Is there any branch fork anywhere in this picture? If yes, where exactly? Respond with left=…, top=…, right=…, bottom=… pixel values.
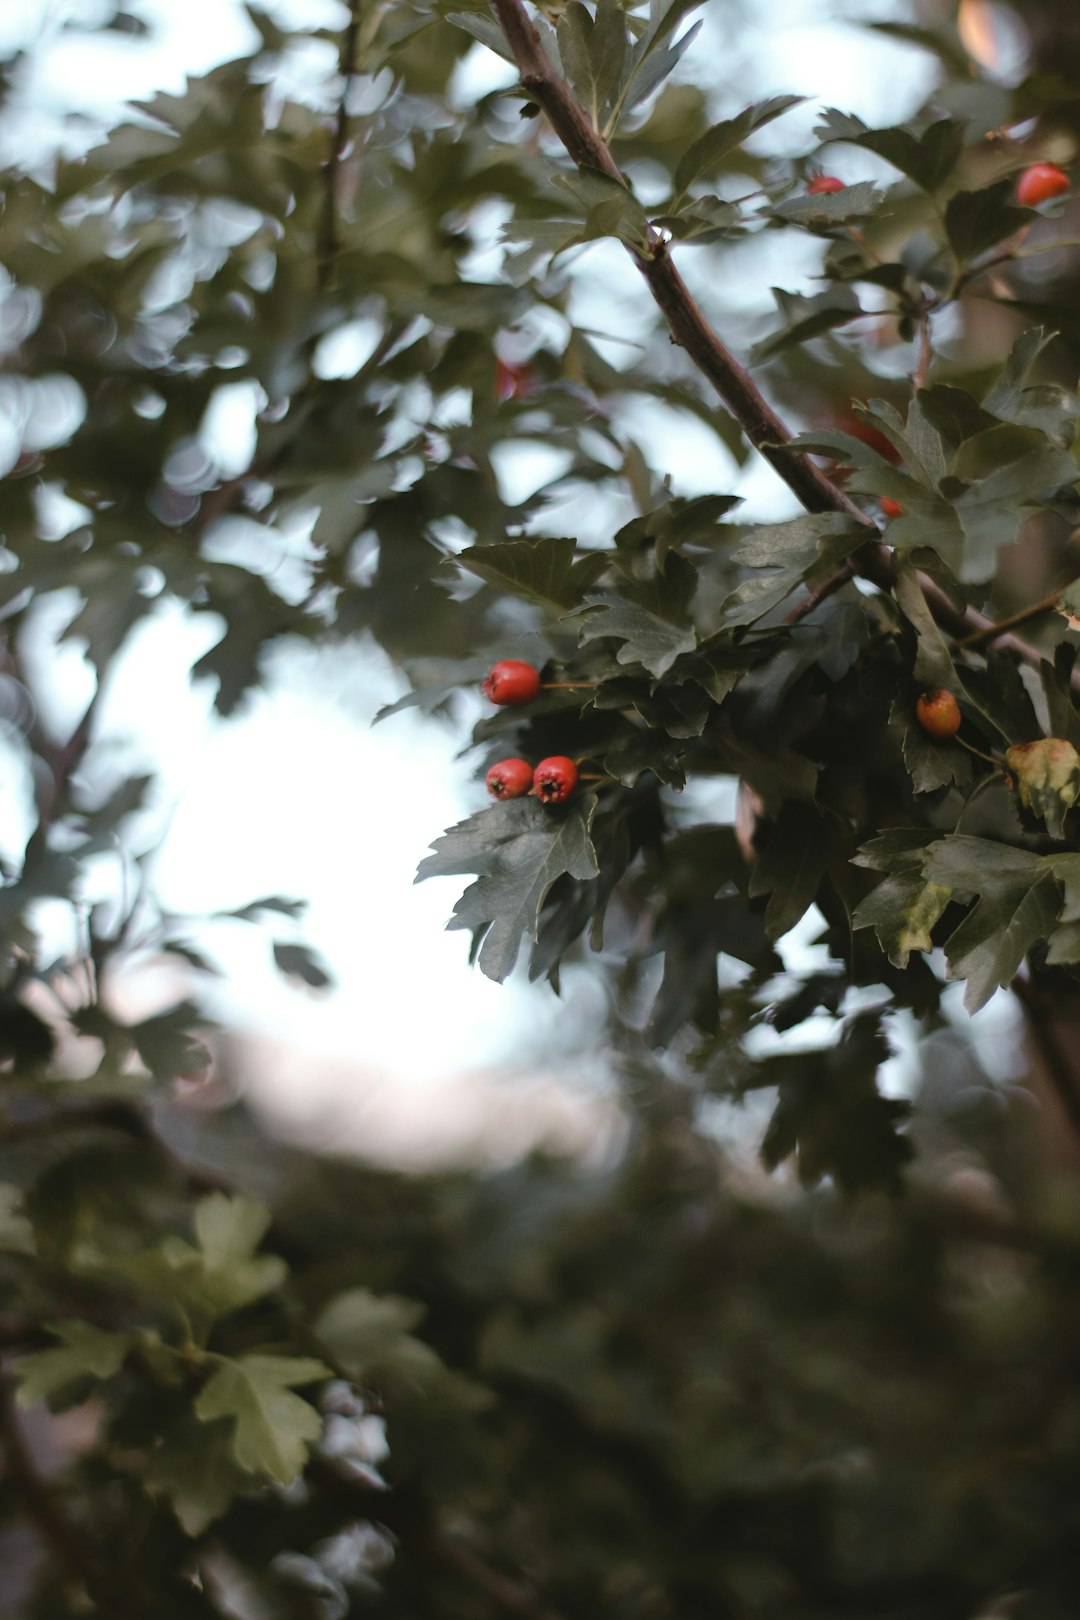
left=489, top=0, right=1070, bottom=686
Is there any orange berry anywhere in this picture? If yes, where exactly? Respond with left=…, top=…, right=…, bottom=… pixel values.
left=915, top=689, right=961, bottom=739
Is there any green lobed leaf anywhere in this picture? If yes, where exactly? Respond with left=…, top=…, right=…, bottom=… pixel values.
left=445, top=9, right=516, bottom=61
left=757, top=1016, right=911, bottom=1195
left=417, top=796, right=600, bottom=983
left=749, top=803, right=830, bottom=943
left=750, top=284, right=863, bottom=363
left=852, top=873, right=952, bottom=967
left=456, top=536, right=610, bottom=610
left=316, top=1286, right=492, bottom=1411
left=194, top=1354, right=330, bottom=1484
left=944, top=180, right=1030, bottom=264
left=771, top=180, right=884, bottom=230
left=943, top=870, right=1062, bottom=1013
left=579, top=595, right=695, bottom=676
left=552, top=166, right=650, bottom=247
left=923, top=835, right=1042, bottom=893
left=891, top=693, right=973, bottom=796
left=16, top=1323, right=134, bottom=1410
left=146, top=1418, right=254, bottom=1535
left=556, top=0, right=628, bottom=128
left=717, top=513, right=866, bottom=630
left=983, top=327, right=1080, bottom=449
left=101, top=1193, right=287, bottom=1326
left=816, top=110, right=966, bottom=192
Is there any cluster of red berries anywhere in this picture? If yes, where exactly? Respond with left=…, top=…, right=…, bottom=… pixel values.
left=807, top=162, right=1069, bottom=208
left=486, top=754, right=579, bottom=804
left=481, top=660, right=582, bottom=805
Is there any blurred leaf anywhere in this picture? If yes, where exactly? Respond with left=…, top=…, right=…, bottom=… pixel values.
left=751, top=284, right=862, bottom=363
left=944, top=180, right=1029, bottom=263
left=273, top=941, right=333, bottom=989
left=816, top=110, right=965, bottom=191
left=16, top=1323, right=133, bottom=1409
left=672, top=95, right=804, bottom=198
left=146, top=1418, right=253, bottom=1535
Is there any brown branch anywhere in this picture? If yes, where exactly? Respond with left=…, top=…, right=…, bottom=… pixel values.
left=490, top=0, right=870, bottom=524
left=319, top=0, right=363, bottom=285
left=488, top=0, right=1072, bottom=683
left=433, top=1536, right=570, bottom=1620
left=913, top=309, right=933, bottom=390
left=956, top=587, right=1064, bottom=648
left=1012, top=974, right=1080, bottom=1146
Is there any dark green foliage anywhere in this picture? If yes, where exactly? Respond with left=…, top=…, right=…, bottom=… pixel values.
left=4, top=1, right=1080, bottom=1615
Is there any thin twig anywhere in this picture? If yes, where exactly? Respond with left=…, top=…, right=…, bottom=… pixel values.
left=488, top=0, right=1073, bottom=683
left=434, top=1537, right=569, bottom=1620
left=913, top=308, right=933, bottom=390
left=956, top=587, right=1064, bottom=648
left=319, top=0, right=363, bottom=286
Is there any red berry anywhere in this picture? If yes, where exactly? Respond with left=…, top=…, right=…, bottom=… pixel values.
left=880, top=497, right=904, bottom=520
left=915, top=689, right=961, bottom=739
left=481, top=659, right=541, bottom=706
left=1016, top=163, right=1069, bottom=207
left=532, top=756, right=578, bottom=805
left=495, top=358, right=533, bottom=402
left=486, top=757, right=533, bottom=799
left=806, top=173, right=846, bottom=195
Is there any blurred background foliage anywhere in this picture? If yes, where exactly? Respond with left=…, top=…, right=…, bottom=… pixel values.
left=2, top=1, right=1080, bottom=1616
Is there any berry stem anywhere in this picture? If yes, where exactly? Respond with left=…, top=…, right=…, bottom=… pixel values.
left=541, top=681, right=597, bottom=690
left=956, top=735, right=1003, bottom=769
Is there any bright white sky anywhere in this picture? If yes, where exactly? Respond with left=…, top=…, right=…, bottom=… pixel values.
left=0, top=0, right=1025, bottom=1156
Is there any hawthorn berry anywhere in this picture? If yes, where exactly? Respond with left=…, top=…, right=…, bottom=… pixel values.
left=880, top=497, right=904, bottom=520
left=486, top=757, right=533, bottom=799
left=495, top=357, right=533, bottom=402
left=481, top=659, right=541, bottom=706
left=1016, top=162, right=1070, bottom=207
left=806, top=173, right=846, bottom=195
left=915, top=689, right=961, bottom=739
left=532, top=756, right=578, bottom=804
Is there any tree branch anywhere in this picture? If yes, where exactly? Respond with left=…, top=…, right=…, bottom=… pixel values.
left=1012, top=974, right=1080, bottom=1147
left=433, top=1537, right=569, bottom=1620
left=319, top=0, right=363, bottom=285
left=490, top=0, right=870, bottom=523
left=488, top=0, right=1071, bottom=684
